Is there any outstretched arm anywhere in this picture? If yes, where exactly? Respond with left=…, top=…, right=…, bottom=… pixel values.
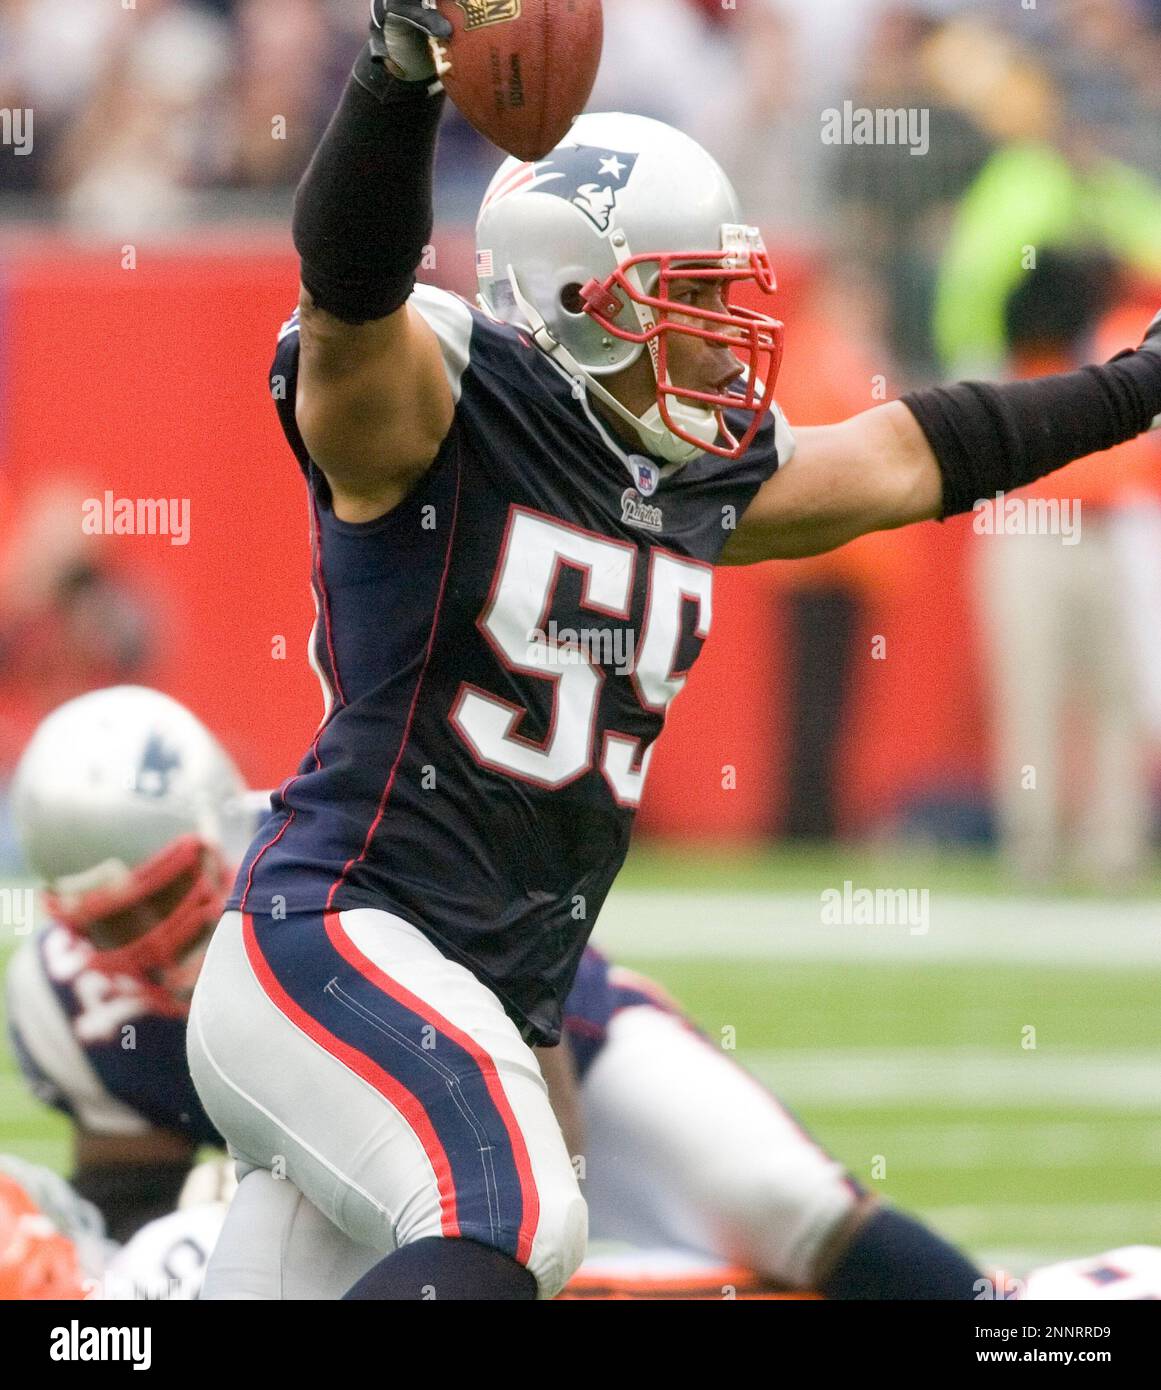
left=722, top=313, right=1161, bottom=565
left=720, top=403, right=941, bottom=564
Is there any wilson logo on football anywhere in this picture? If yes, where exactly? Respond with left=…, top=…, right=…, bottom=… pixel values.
left=456, top=0, right=522, bottom=30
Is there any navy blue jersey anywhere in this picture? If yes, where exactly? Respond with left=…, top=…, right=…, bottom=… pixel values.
left=5, top=925, right=221, bottom=1147
left=230, top=285, right=793, bottom=1042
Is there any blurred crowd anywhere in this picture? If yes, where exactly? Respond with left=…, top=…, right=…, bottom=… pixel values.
left=3, top=0, right=1161, bottom=372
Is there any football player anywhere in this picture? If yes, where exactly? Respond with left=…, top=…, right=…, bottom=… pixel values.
left=185, top=1, right=1161, bottom=1300
left=5, top=686, right=249, bottom=1242
left=6, top=687, right=984, bottom=1298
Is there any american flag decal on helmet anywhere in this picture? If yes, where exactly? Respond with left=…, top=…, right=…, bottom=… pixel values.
left=476, top=248, right=495, bottom=278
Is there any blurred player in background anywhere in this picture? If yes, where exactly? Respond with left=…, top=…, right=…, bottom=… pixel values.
left=5, top=1139, right=1157, bottom=1302
left=5, top=686, right=248, bottom=1242
left=184, top=2, right=1161, bottom=1301
left=974, top=253, right=1160, bottom=884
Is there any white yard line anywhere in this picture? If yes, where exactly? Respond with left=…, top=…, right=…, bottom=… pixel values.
left=594, top=891, right=1161, bottom=966
left=778, top=1119, right=1161, bottom=1167
left=737, top=1048, right=1161, bottom=1110
left=929, top=1203, right=1161, bottom=1242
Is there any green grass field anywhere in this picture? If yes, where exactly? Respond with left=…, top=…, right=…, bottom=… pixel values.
left=3, top=843, right=1159, bottom=1276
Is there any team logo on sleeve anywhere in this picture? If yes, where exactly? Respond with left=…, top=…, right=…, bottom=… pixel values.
left=482, top=146, right=639, bottom=235
left=456, top=0, right=521, bottom=29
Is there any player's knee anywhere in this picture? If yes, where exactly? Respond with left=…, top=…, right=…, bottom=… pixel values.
left=395, top=1154, right=587, bottom=1299
left=399, top=1185, right=586, bottom=1299
left=712, top=1161, right=858, bottom=1290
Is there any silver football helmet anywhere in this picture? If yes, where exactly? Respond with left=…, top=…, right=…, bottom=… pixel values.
left=11, top=686, right=250, bottom=1006
left=476, top=112, right=784, bottom=464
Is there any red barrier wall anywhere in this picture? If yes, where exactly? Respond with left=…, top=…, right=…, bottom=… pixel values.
left=0, top=236, right=319, bottom=786
left=0, top=239, right=988, bottom=838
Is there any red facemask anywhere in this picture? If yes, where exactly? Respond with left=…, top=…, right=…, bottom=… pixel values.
left=45, top=835, right=229, bottom=1018
left=580, top=244, right=785, bottom=461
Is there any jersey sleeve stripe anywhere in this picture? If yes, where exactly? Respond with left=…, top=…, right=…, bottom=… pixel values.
left=408, top=283, right=474, bottom=404
left=309, top=493, right=347, bottom=708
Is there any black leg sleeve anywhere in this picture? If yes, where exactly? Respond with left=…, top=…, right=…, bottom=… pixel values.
left=291, top=45, right=445, bottom=325
left=343, top=1237, right=538, bottom=1300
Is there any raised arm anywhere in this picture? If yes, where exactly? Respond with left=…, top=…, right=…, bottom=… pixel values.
left=722, top=313, right=1161, bottom=566
left=290, top=2, right=456, bottom=523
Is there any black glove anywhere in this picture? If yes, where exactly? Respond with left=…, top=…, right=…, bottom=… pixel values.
left=370, top=0, right=454, bottom=82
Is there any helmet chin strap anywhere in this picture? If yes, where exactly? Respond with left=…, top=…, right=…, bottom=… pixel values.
left=638, top=399, right=721, bottom=461
left=504, top=265, right=712, bottom=465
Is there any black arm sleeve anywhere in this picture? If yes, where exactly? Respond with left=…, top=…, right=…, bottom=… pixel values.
left=72, top=1161, right=193, bottom=1245
left=901, top=346, right=1161, bottom=519
left=291, top=45, right=445, bottom=325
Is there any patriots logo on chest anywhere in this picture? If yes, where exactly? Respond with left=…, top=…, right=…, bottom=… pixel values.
left=621, top=489, right=663, bottom=533
left=482, top=145, right=640, bottom=235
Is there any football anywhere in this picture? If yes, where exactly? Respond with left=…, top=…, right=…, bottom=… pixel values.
left=431, top=0, right=604, bottom=161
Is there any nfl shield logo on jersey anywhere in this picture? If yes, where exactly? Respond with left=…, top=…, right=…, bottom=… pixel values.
left=631, top=457, right=659, bottom=496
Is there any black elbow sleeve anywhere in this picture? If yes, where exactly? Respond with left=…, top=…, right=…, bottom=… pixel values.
left=902, top=346, right=1161, bottom=519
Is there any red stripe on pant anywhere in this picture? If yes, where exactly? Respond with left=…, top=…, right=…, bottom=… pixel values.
left=241, top=912, right=462, bottom=1240
left=322, top=910, right=540, bottom=1266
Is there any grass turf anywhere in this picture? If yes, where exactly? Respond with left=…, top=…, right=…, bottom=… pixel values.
left=2, top=843, right=1158, bottom=1271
